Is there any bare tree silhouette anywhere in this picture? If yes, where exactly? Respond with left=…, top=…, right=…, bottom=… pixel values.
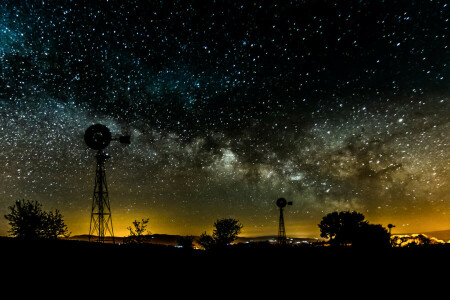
left=125, top=218, right=151, bottom=244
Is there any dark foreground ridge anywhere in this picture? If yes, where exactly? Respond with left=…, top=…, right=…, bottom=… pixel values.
left=3, top=236, right=450, bottom=267
left=2, top=236, right=449, bottom=289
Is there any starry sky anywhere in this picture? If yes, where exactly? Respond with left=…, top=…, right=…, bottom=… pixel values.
left=0, top=1, right=448, bottom=238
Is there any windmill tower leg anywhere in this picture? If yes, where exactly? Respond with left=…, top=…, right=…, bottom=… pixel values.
left=89, top=150, right=115, bottom=243
left=278, top=207, right=286, bottom=245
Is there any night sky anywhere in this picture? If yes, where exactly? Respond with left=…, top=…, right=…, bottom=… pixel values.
left=0, top=1, right=448, bottom=238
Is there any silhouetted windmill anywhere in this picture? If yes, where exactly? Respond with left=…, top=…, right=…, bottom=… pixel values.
left=388, top=223, right=396, bottom=246
left=84, top=124, right=130, bottom=243
left=276, top=197, right=292, bottom=245
left=387, top=224, right=395, bottom=235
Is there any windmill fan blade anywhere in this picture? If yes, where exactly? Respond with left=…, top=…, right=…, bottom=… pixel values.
left=276, top=198, right=287, bottom=208
left=84, top=124, right=112, bottom=150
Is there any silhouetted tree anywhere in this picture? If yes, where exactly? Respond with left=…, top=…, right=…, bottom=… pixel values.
left=125, top=218, right=151, bottom=244
left=197, top=218, right=243, bottom=250
left=352, top=223, right=390, bottom=248
left=5, top=200, right=43, bottom=239
left=41, top=209, right=71, bottom=239
left=318, top=211, right=389, bottom=247
left=318, top=211, right=365, bottom=246
left=213, top=218, right=243, bottom=247
left=197, top=232, right=215, bottom=250
left=4, top=199, right=70, bottom=239
left=177, top=235, right=195, bottom=250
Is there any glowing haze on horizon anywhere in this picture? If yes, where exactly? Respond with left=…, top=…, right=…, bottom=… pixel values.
left=0, top=1, right=448, bottom=238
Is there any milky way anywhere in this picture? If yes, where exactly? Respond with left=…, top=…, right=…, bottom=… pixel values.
left=0, top=1, right=448, bottom=237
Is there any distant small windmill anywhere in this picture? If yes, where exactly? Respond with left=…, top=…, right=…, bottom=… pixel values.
left=276, top=197, right=292, bottom=245
left=84, top=124, right=130, bottom=243
left=388, top=224, right=395, bottom=236
left=387, top=223, right=396, bottom=246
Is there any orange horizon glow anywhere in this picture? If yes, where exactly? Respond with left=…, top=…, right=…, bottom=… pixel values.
left=46, top=208, right=450, bottom=240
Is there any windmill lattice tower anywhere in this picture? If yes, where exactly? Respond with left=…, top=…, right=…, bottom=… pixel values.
left=276, top=197, right=292, bottom=245
left=84, top=124, right=130, bottom=243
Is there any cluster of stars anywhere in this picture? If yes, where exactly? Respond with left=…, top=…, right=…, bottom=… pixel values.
left=0, top=1, right=448, bottom=236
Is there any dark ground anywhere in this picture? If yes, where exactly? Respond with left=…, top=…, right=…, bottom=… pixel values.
left=1, top=237, right=448, bottom=295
